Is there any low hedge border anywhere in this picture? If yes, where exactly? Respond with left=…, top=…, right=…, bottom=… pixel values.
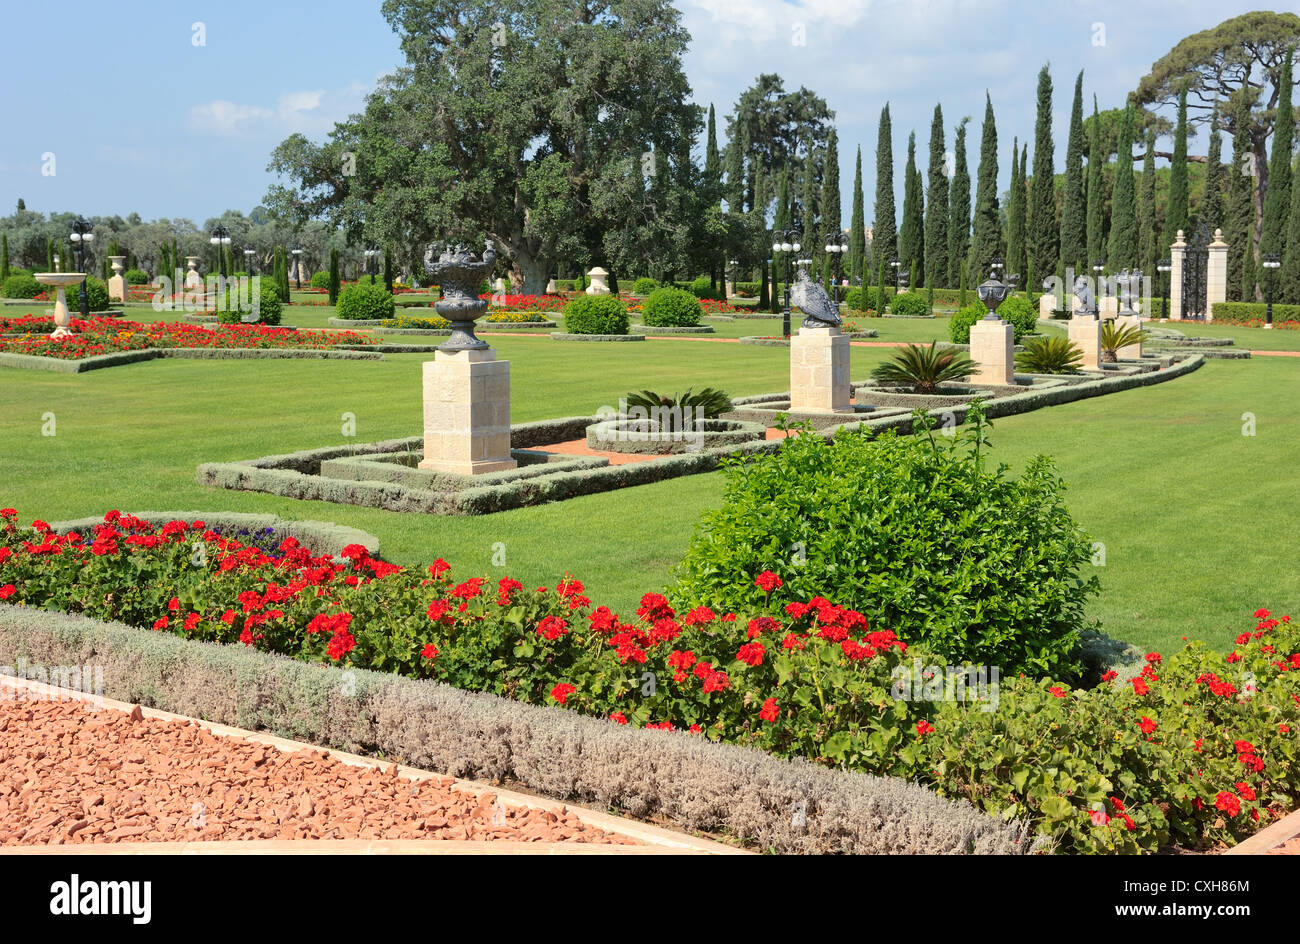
left=0, top=605, right=1030, bottom=854
left=549, top=332, right=645, bottom=342
left=327, top=317, right=386, bottom=326
left=0, top=349, right=158, bottom=373
left=159, top=348, right=383, bottom=361
left=319, top=450, right=606, bottom=491
left=1212, top=301, right=1300, bottom=324
left=378, top=322, right=558, bottom=336
left=48, top=511, right=380, bottom=559
left=630, top=324, right=717, bottom=335
left=584, top=418, right=767, bottom=455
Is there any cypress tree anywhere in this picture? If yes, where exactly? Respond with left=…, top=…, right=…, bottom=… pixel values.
left=47, top=238, right=55, bottom=273
left=874, top=104, right=897, bottom=268
left=1004, top=138, right=1023, bottom=280
left=968, top=93, right=1000, bottom=280
left=1200, top=105, right=1225, bottom=235
left=1027, top=64, right=1058, bottom=281
left=1, top=232, right=9, bottom=280
left=705, top=104, right=722, bottom=287
left=849, top=146, right=866, bottom=284
left=1138, top=128, right=1158, bottom=276
left=1060, top=71, right=1087, bottom=277
left=801, top=147, right=818, bottom=275
left=774, top=167, right=790, bottom=304
left=899, top=132, right=924, bottom=281
left=1165, top=83, right=1191, bottom=251
left=820, top=129, right=841, bottom=290
left=1260, top=48, right=1294, bottom=294
left=328, top=248, right=340, bottom=304
left=959, top=259, right=967, bottom=307
left=925, top=104, right=949, bottom=289
left=947, top=117, right=971, bottom=287
left=1108, top=103, right=1137, bottom=270
left=1282, top=152, right=1300, bottom=304
left=724, top=130, right=745, bottom=213
left=384, top=249, right=395, bottom=293
left=877, top=256, right=887, bottom=313
left=1226, top=91, right=1256, bottom=301
left=1086, top=95, right=1105, bottom=270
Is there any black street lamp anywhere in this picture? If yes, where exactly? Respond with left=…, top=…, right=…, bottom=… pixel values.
left=291, top=249, right=303, bottom=290
left=69, top=218, right=94, bottom=317
left=727, top=258, right=738, bottom=299
left=1262, top=253, right=1281, bottom=328
left=365, top=247, right=380, bottom=285
left=890, top=259, right=900, bottom=294
left=771, top=229, right=801, bottom=338
left=244, top=249, right=256, bottom=276
left=1157, top=258, right=1171, bottom=321
left=211, top=224, right=231, bottom=313
left=823, top=231, right=849, bottom=308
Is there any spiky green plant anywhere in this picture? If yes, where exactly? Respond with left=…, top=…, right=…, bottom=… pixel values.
left=624, top=387, right=733, bottom=431
left=870, top=342, right=978, bottom=394
left=1015, top=336, right=1084, bottom=374
left=1100, top=320, right=1149, bottom=362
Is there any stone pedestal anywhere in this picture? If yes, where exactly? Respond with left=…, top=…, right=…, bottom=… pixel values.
left=1069, top=315, right=1103, bottom=370
left=108, top=256, right=127, bottom=302
left=184, top=256, right=202, bottom=290
left=1207, top=228, right=1228, bottom=322
left=419, top=349, right=517, bottom=476
left=585, top=267, right=610, bottom=295
left=1169, top=230, right=1186, bottom=320
left=789, top=326, right=852, bottom=413
left=1099, top=295, right=1118, bottom=319
left=1116, top=314, right=1143, bottom=360
left=969, top=318, right=1015, bottom=385
left=545, top=278, right=557, bottom=294
left=1039, top=293, right=1057, bottom=319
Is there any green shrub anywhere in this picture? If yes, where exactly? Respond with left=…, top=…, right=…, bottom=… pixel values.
left=673, top=403, right=1098, bottom=678
left=337, top=282, right=396, bottom=321
left=216, top=277, right=282, bottom=326
left=633, top=277, right=660, bottom=295
left=949, top=303, right=986, bottom=343
left=689, top=275, right=723, bottom=301
left=1101, top=320, right=1149, bottom=362
left=845, top=286, right=890, bottom=313
left=310, top=270, right=331, bottom=289
left=561, top=295, right=629, bottom=335
left=1, top=273, right=41, bottom=299
left=624, top=387, right=732, bottom=430
left=1210, top=301, right=1300, bottom=325
left=1016, top=336, right=1083, bottom=374
left=950, top=297, right=1039, bottom=343
left=888, top=292, right=931, bottom=317
left=62, top=276, right=110, bottom=312
left=642, top=287, right=703, bottom=327
left=871, top=342, right=978, bottom=393
left=124, top=268, right=150, bottom=285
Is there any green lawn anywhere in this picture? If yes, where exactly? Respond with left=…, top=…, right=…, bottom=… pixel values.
left=1, top=302, right=1295, bottom=654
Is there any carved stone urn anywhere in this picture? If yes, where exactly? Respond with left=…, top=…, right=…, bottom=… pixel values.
left=423, top=240, right=497, bottom=352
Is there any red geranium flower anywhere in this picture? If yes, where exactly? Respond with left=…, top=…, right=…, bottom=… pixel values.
left=759, top=698, right=780, bottom=723
left=550, top=683, right=575, bottom=704
left=755, top=570, right=782, bottom=593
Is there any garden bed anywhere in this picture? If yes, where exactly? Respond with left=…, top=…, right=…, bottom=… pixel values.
left=584, top=418, right=766, bottom=454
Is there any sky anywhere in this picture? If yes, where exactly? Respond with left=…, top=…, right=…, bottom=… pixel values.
left=0, top=0, right=1276, bottom=229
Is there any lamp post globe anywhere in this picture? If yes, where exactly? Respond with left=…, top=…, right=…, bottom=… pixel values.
left=69, top=218, right=94, bottom=317
left=1262, top=253, right=1281, bottom=327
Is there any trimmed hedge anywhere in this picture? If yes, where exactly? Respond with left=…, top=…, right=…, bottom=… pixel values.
left=632, top=277, right=660, bottom=295
left=631, top=324, right=715, bottom=334
left=1211, top=301, right=1300, bottom=326
left=337, top=283, right=396, bottom=321
left=0, top=273, right=41, bottom=299
left=561, top=295, right=629, bottom=335
left=643, top=287, right=704, bottom=327
left=950, top=298, right=1039, bottom=343
left=216, top=277, right=282, bottom=326
left=0, top=605, right=1029, bottom=854
left=888, top=292, right=931, bottom=317
left=550, top=332, right=644, bottom=342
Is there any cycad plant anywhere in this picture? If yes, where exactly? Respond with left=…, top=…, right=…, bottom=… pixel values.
left=1015, top=335, right=1084, bottom=374
left=870, top=342, right=978, bottom=394
left=624, top=387, right=733, bottom=431
left=1100, top=319, right=1148, bottom=362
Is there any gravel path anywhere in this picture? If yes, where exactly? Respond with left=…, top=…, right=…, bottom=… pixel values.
left=0, top=698, right=634, bottom=847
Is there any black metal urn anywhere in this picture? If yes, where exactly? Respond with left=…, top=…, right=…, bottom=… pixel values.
left=423, top=240, right=497, bottom=352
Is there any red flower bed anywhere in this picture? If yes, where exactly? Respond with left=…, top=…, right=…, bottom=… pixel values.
left=0, top=316, right=375, bottom=360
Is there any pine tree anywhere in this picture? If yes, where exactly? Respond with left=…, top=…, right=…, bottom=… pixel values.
left=947, top=117, right=971, bottom=287
left=968, top=93, right=1000, bottom=280
left=1006, top=139, right=1027, bottom=282
left=1282, top=152, right=1300, bottom=304
left=925, top=104, right=949, bottom=289
left=1260, top=48, right=1294, bottom=298
left=1138, top=128, right=1158, bottom=276
left=849, top=146, right=866, bottom=284
left=1086, top=95, right=1105, bottom=271
left=1027, top=64, right=1059, bottom=281
left=1165, top=83, right=1191, bottom=251
left=1060, top=71, right=1087, bottom=277
left=874, top=104, right=897, bottom=268
left=820, top=129, right=841, bottom=290
left=899, top=132, right=924, bottom=281
left=1226, top=91, right=1257, bottom=301
left=1108, top=103, right=1137, bottom=270
left=1200, top=104, right=1225, bottom=236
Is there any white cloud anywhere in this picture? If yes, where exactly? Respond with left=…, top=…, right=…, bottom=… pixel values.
left=187, top=85, right=369, bottom=139
left=187, top=100, right=274, bottom=136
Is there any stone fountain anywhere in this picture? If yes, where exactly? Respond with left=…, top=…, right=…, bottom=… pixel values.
left=418, top=241, right=517, bottom=475
left=33, top=272, right=89, bottom=338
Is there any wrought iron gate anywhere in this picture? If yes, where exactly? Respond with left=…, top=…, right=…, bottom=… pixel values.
left=1181, top=223, right=1211, bottom=319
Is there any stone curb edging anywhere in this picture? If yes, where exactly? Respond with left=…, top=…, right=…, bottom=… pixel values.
left=0, top=349, right=158, bottom=373
left=0, top=675, right=738, bottom=856
left=1223, top=804, right=1300, bottom=855
left=630, top=324, right=717, bottom=334
left=549, top=332, right=646, bottom=342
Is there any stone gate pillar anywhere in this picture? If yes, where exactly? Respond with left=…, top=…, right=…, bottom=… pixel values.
left=1206, top=228, right=1228, bottom=323
left=1168, top=230, right=1186, bottom=320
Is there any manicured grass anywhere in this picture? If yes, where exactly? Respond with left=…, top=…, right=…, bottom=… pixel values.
left=1, top=307, right=1294, bottom=655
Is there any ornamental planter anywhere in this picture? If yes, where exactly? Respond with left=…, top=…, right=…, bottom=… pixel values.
left=584, top=417, right=766, bottom=455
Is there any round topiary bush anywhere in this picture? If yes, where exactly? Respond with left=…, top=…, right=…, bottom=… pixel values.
left=642, top=286, right=703, bottom=327
left=309, top=271, right=331, bottom=289
left=673, top=403, right=1098, bottom=678
left=888, top=292, right=931, bottom=317
left=1, top=273, right=42, bottom=299
left=844, top=286, right=887, bottom=313
left=633, top=277, right=660, bottom=295
left=67, top=277, right=111, bottom=312
left=949, top=303, right=986, bottom=343
left=218, top=277, right=283, bottom=325
left=689, top=275, right=723, bottom=301
left=561, top=294, right=629, bottom=335
left=124, top=268, right=150, bottom=285
left=337, top=282, right=396, bottom=321
left=950, top=297, right=1038, bottom=343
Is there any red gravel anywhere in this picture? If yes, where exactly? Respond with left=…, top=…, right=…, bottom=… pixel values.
left=0, top=698, right=635, bottom=847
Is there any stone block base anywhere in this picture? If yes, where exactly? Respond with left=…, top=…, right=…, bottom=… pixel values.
left=969, top=318, right=1015, bottom=385
left=107, top=275, right=127, bottom=303
left=789, top=326, right=852, bottom=413
left=419, top=349, right=517, bottom=475
left=1068, top=316, right=1102, bottom=370
left=1116, top=314, right=1143, bottom=360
